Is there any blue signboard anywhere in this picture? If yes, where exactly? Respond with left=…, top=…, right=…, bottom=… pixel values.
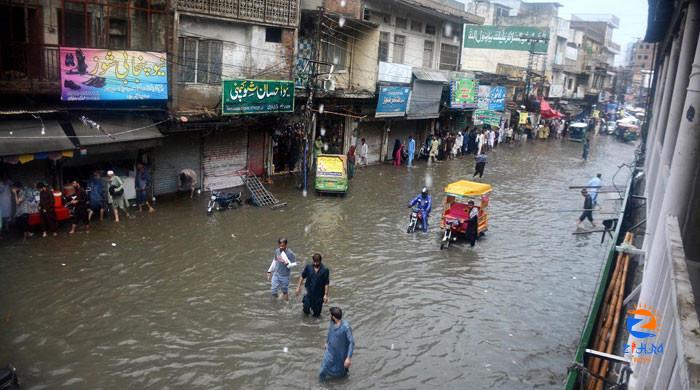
left=376, top=86, right=411, bottom=118
left=488, top=86, right=506, bottom=111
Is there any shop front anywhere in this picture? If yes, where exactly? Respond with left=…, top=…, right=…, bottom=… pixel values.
left=407, top=70, right=448, bottom=139
left=0, top=118, right=75, bottom=188
left=222, top=79, right=295, bottom=178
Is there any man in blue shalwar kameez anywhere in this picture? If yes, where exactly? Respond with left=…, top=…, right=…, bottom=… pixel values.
left=319, top=306, right=355, bottom=382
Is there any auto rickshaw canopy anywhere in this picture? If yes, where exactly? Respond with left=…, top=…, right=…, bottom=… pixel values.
left=444, top=180, right=493, bottom=197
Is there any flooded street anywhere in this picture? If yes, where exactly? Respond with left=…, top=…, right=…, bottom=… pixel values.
left=0, top=136, right=636, bottom=389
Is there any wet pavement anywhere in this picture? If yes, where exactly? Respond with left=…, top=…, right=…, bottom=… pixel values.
left=0, top=136, right=636, bottom=389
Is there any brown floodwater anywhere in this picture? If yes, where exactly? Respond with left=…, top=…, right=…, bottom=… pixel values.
left=0, top=135, right=636, bottom=389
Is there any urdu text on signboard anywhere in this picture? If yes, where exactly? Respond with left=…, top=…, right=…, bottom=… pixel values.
left=450, top=79, right=478, bottom=109
left=463, top=26, right=549, bottom=53
left=60, top=47, right=168, bottom=101
left=222, top=80, right=295, bottom=115
left=376, top=86, right=411, bottom=118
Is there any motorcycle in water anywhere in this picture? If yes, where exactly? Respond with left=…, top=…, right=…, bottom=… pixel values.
left=407, top=207, right=424, bottom=233
left=207, top=190, right=242, bottom=215
left=0, top=364, right=19, bottom=389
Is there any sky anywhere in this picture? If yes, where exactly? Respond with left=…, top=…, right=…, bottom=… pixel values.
left=554, top=0, right=649, bottom=64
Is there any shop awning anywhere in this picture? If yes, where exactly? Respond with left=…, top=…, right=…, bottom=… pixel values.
left=69, top=115, right=164, bottom=153
left=540, top=98, right=564, bottom=119
left=412, top=69, right=449, bottom=83
left=407, top=80, right=443, bottom=119
left=0, top=120, right=75, bottom=157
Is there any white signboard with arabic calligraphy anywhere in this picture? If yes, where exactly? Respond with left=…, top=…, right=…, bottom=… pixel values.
left=222, top=80, right=294, bottom=115
left=60, top=47, right=167, bottom=101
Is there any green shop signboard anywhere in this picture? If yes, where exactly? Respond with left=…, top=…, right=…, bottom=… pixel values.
left=450, top=79, right=478, bottom=109
left=474, top=109, right=503, bottom=127
left=464, top=26, right=549, bottom=53
left=222, top=80, right=294, bottom=115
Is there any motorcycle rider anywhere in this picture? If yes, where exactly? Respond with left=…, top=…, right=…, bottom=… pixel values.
left=408, top=187, right=432, bottom=232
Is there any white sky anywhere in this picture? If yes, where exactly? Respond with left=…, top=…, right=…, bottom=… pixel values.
left=554, top=0, right=649, bottom=64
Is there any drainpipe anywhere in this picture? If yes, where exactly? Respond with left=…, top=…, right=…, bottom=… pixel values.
left=646, top=36, right=681, bottom=208
left=639, top=27, right=700, bottom=352
left=648, top=3, right=700, bottom=238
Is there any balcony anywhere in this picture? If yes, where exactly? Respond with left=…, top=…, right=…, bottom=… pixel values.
left=0, top=43, right=60, bottom=95
left=176, top=0, right=299, bottom=27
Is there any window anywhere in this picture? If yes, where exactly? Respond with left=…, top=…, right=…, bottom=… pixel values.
left=109, top=18, right=128, bottom=49
left=439, top=43, right=458, bottom=71
left=567, top=78, right=573, bottom=90
left=411, top=20, right=422, bottom=32
left=637, top=55, right=642, bottom=60
left=266, top=27, right=282, bottom=43
left=423, top=40, right=434, bottom=68
left=379, top=32, right=390, bottom=62
left=495, top=6, right=509, bottom=17
left=425, top=24, right=436, bottom=35
left=57, top=1, right=167, bottom=50
left=644, top=55, right=648, bottom=60
left=393, top=34, right=406, bottom=64
left=395, top=17, right=407, bottom=29
left=323, top=34, right=347, bottom=70
left=179, top=37, right=223, bottom=84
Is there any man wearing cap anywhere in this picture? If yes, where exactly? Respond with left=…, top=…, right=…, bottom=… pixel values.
left=319, top=306, right=354, bottom=382
left=408, top=187, right=432, bottom=232
left=266, top=238, right=297, bottom=302
left=577, top=188, right=596, bottom=227
left=107, top=170, right=131, bottom=222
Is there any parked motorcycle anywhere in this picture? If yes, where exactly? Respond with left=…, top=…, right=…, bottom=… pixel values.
left=207, top=190, right=242, bottom=215
left=407, top=207, right=424, bottom=233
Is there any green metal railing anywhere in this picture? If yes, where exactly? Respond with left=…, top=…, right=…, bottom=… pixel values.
left=565, top=170, right=635, bottom=389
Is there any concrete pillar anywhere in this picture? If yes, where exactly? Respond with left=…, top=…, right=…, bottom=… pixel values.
left=641, top=23, right=700, bottom=319
left=649, top=7, right=700, bottom=237
left=645, top=58, right=668, bottom=172
left=647, top=37, right=681, bottom=210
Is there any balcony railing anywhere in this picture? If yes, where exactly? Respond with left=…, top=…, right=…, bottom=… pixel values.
left=177, top=0, right=299, bottom=27
left=0, top=43, right=60, bottom=82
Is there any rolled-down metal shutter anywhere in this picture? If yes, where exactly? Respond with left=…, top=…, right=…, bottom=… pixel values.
left=357, top=122, right=383, bottom=164
left=153, top=133, right=201, bottom=195
left=203, top=130, right=248, bottom=190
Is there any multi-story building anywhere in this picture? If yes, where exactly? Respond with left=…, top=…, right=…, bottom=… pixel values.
left=299, top=0, right=481, bottom=164
left=0, top=0, right=172, bottom=190
left=164, top=0, right=299, bottom=190
left=624, top=39, right=656, bottom=106
left=0, top=0, right=301, bottom=194
left=569, top=14, right=620, bottom=103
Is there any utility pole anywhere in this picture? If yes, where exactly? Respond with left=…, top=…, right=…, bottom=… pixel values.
left=521, top=35, right=549, bottom=106
left=302, top=6, right=333, bottom=194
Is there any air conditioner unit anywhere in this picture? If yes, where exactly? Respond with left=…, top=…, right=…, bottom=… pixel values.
left=323, top=79, right=336, bottom=91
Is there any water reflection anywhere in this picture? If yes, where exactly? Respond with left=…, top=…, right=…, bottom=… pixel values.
left=0, top=137, right=635, bottom=389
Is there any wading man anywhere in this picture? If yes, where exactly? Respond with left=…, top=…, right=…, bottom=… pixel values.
left=296, top=253, right=330, bottom=317
left=577, top=189, right=596, bottom=227
left=319, top=306, right=354, bottom=382
left=266, top=238, right=297, bottom=302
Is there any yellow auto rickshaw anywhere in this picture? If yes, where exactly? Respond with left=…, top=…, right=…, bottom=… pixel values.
left=439, top=180, right=492, bottom=249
